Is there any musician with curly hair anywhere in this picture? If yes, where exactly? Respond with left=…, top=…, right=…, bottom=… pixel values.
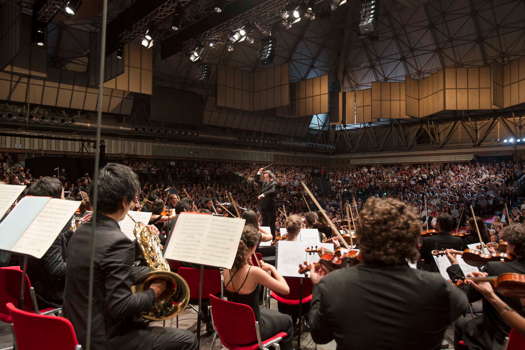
left=309, top=197, right=468, bottom=350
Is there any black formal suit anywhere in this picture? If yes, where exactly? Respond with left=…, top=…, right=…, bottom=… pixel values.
left=256, top=177, right=277, bottom=237
left=310, top=264, right=468, bottom=350
left=420, top=232, right=465, bottom=272
left=64, top=215, right=196, bottom=350
left=447, top=259, right=525, bottom=350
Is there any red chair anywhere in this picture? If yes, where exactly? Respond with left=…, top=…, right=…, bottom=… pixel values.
left=6, top=302, right=80, bottom=350
left=270, top=277, right=313, bottom=305
left=209, top=294, right=287, bottom=349
left=507, top=328, right=525, bottom=350
left=177, top=267, right=222, bottom=300
left=0, top=266, right=36, bottom=323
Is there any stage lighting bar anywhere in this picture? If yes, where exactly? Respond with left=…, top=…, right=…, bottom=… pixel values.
left=259, top=36, right=275, bottom=65
left=229, top=27, right=247, bottom=43
left=359, top=0, right=378, bottom=35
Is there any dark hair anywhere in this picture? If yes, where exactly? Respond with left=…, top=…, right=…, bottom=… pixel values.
left=358, top=197, right=421, bottom=265
left=502, top=224, right=525, bottom=260
left=232, top=224, right=260, bottom=271
left=151, top=199, right=165, bottom=215
left=241, top=210, right=259, bottom=228
left=437, top=214, right=455, bottom=233
left=90, top=163, right=140, bottom=214
left=175, top=198, right=191, bottom=214
left=26, top=177, right=63, bottom=198
left=305, top=212, right=318, bottom=227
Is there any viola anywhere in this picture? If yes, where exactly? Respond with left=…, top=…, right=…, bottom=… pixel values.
left=458, top=273, right=525, bottom=298
left=432, top=248, right=513, bottom=267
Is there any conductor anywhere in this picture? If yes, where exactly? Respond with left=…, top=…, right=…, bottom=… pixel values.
left=256, top=167, right=277, bottom=238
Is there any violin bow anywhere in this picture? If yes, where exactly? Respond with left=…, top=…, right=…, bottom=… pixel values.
left=183, top=188, right=198, bottom=212
left=455, top=205, right=464, bottom=233
left=216, top=201, right=235, bottom=217
left=302, top=193, right=311, bottom=212
left=301, top=182, right=349, bottom=249
left=424, top=196, right=429, bottom=231
left=470, top=205, right=487, bottom=252
left=505, top=203, right=513, bottom=224
left=211, top=201, right=219, bottom=215
left=282, top=205, right=287, bottom=218
left=345, top=202, right=355, bottom=247
left=227, top=192, right=241, bottom=218
left=352, top=195, right=360, bottom=228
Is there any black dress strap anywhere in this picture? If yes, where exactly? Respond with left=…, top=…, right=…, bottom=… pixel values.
left=235, top=266, right=252, bottom=293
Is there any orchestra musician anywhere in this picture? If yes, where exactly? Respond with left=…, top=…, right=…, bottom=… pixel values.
left=256, top=167, right=277, bottom=238
left=308, top=197, right=468, bottom=349
left=25, top=177, right=72, bottom=308
left=283, top=214, right=302, bottom=241
left=445, top=224, right=525, bottom=350
left=224, top=224, right=294, bottom=350
left=419, top=214, right=465, bottom=272
left=241, top=210, right=272, bottom=242
left=64, top=163, right=197, bottom=350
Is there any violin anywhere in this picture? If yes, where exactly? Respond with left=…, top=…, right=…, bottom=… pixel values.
left=321, top=232, right=356, bottom=246
left=450, top=228, right=469, bottom=237
left=298, top=247, right=360, bottom=274
left=457, top=273, right=525, bottom=298
left=421, top=229, right=438, bottom=236
left=432, top=249, right=513, bottom=267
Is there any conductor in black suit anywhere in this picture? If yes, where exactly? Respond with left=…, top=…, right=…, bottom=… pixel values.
left=256, top=168, right=277, bottom=238
left=446, top=224, right=525, bottom=350
left=419, top=214, right=465, bottom=272
left=308, top=197, right=468, bottom=350
left=64, top=163, right=197, bottom=350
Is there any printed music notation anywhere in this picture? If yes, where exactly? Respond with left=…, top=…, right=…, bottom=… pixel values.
left=164, top=213, right=245, bottom=269
left=0, top=184, right=26, bottom=220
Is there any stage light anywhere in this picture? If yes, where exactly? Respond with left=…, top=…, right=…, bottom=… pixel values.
left=33, top=22, right=46, bottom=47
left=116, top=44, right=124, bottom=60
left=64, top=0, right=81, bottom=16
left=208, top=41, right=216, bottom=48
left=259, top=36, right=275, bottom=65
left=189, top=45, right=204, bottom=62
left=331, top=0, right=347, bottom=10
left=304, top=5, right=316, bottom=20
left=509, top=137, right=515, bottom=143
left=141, top=30, right=154, bottom=48
left=229, top=27, right=247, bottom=44
left=227, top=44, right=234, bottom=52
left=171, top=14, right=182, bottom=32
left=199, top=63, right=209, bottom=81
left=503, top=139, right=508, bottom=143
left=246, top=36, right=255, bottom=45
left=359, top=0, right=378, bottom=35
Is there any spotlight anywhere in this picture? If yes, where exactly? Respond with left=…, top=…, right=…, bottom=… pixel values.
left=304, top=5, right=316, bottom=20
left=359, top=0, right=378, bottom=35
left=246, top=36, right=255, bottom=45
left=281, top=4, right=302, bottom=28
left=64, top=0, right=81, bottom=16
left=32, top=22, right=46, bottom=47
left=330, top=0, right=347, bottom=11
left=227, top=44, right=234, bottom=52
left=199, top=63, right=209, bottom=81
left=116, top=44, right=124, bottom=60
left=171, top=14, right=182, bottom=32
left=259, top=36, right=275, bottom=65
left=214, top=0, right=226, bottom=13
left=141, top=30, right=154, bottom=48
left=510, top=137, right=515, bottom=143
left=208, top=41, right=216, bottom=48
left=503, top=139, right=509, bottom=143
left=229, top=27, right=247, bottom=44
left=189, top=45, right=204, bottom=62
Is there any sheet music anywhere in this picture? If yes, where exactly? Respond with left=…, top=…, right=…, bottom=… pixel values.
left=0, top=184, right=26, bottom=220
left=276, top=241, right=334, bottom=278
left=12, top=198, right=80, bottom=259
left=165, top=213, right=245, bottom=269
left=0, top=196, right=49, bottom=250
left=299, top=229, right=320, bottom=244
left=119, top=211, right=152, bottom=241
left=433, top=254, right=479, bottom=281
left=258, top=226, right=272, bottom=247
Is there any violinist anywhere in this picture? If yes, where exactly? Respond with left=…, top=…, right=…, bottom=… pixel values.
left=242, top=210, right=272, bottom=242
left=283, top=215, right=302, bottom=241
left=309, top=197, right=468, bottom=350
left=166, top=193, right=179, bottom=210
left=464, top=216, right=490, bottom=245
left=445, top=224, right=525, bottom=350
left=419, top=214, right=465, bottom=272
left=224, top=225, right=294, bottom=350
left=304, top=211, right=318, bottom=229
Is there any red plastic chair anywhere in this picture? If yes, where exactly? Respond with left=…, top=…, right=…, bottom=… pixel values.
left=177, top=267, right=221, bottom=300
left=0, top=266, right=36, bottom=323
left=209, top=294, right=287, bottom=350
left=507, top=328, right=525, bottom=350
left=6, top=302, right=80, bottom=350
left=270, top=277, right=313, bottom=305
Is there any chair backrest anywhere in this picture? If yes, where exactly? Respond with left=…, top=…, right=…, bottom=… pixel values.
left=7, top=302, right=79, bottom=350
left=0, top=267, right=34, bottom=323
left=507, top=328, right=525, bottom=350
left=177, top=267, right=221, bottom=300
left=275, top=277, right=313, bottom=300
left=209, top=294, right=258, bottom=347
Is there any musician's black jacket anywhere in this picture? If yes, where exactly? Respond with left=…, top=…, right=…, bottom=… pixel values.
left=64, top=215, right=156, bottom=350
left=419, top=232, right=465, bottom=272
left=447, top=259, right=525, bottom=348
left=256, top=177, right=277, bottom=211
left=310, top=263, right=468, bottom=350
